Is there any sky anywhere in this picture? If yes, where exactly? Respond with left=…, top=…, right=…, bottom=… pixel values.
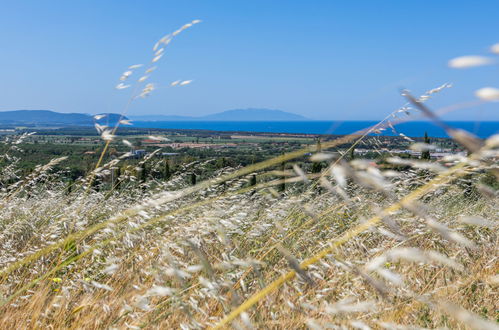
left=0, top=0, right=498, bottom=121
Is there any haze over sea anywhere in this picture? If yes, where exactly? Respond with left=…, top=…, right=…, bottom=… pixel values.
left=132, top=120, right=497, bottom=138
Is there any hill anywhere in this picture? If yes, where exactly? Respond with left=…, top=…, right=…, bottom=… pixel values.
left=201, top=108, right=308, bottom=121
left=0, top=110, right=124, bottom=126
left=0, top=109, right=306, bottom=127
left=130, top=108, right=309, bottom=121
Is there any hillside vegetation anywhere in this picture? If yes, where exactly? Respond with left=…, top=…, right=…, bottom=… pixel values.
left=0, top=120, right=497, bottom=329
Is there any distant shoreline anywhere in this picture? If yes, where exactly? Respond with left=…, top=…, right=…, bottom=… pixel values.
left=130, top=120, right=498, bottom=139
left=2, top=120, right=497, bottom=139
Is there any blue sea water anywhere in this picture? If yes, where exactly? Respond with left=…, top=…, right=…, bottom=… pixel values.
left=132, top=121, right=498, bottom=139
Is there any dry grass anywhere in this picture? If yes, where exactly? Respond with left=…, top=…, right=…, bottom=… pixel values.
left=0, top=125, right=497, bottom=329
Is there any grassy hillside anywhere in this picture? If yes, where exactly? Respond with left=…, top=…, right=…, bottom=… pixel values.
left=0, top=123, right=497, bottom=329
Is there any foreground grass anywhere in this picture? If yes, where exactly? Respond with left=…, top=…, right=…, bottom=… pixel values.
left=0, top=131, right=497, bottom=329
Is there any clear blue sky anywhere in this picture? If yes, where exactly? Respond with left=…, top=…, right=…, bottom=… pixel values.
left=1, top=0, right=498, bottom=120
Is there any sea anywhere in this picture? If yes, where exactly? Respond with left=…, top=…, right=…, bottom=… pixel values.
left=132, top=121, right=498, bottom=139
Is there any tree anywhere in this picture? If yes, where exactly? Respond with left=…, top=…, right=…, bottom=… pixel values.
left=349, top=146, right=355, bottom=160
left=114, top=166, right=122, bottom=189
left=163, top=160, right=171, bottom=180
left=421, top=131, right=431, bottom=160
left=311, top=162, right=322, bottom=173
left=316, top=138, right=322, bottom=152
left=278, top=160, right=286, bottom=192
left=250, top=174, right=257, bottom=186
left=216, top=157, right=227, bottom=169
left=312, top=138, right=324, bottom=173
left=137, top=164, right=148, bottom=183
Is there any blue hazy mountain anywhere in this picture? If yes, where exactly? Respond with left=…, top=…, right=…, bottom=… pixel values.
left=128, top=114, right=194, bottom=121
left=0, top=109, right=305, bottom=126
left=202, top=109, right=308, bottom=121
left=0, top=110, right=124, bottom=126
left=130, top=108, right=309, bottom=121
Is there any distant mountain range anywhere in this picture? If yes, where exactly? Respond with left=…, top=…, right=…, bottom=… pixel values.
left=129, top=109, right=309, bottom=121
left=0, top=110, right=124, bottom=126
left=0, top=108, right=308, bottom=127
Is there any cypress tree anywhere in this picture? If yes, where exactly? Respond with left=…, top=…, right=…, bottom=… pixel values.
left=278, top=160, right=286, bottom=192
left=421, top=131, right=431, bottom=160
left=140, top=164, right=147, bottom=183
left=349, top=146, right=355, bottom=160
left=115, top=166, right=122, bottom=189
left=163, top=160, right=171, bottom=180
left=312, top=138, right=323, bottom=173
left=250, top=174, right=257, bottom=186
